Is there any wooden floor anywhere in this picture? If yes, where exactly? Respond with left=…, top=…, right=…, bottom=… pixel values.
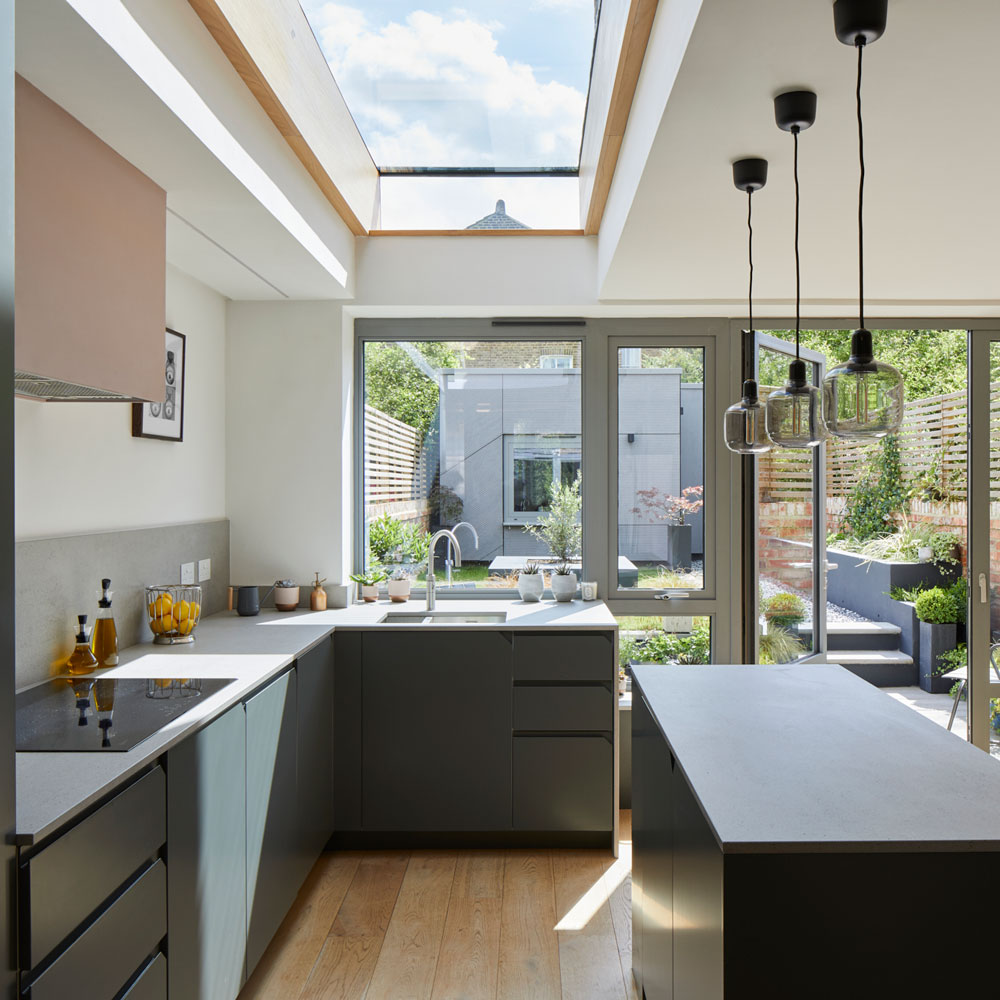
left=239, top=812, right=637, bottom=1000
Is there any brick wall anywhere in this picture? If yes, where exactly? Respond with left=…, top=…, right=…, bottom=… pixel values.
left=462, top=341, right=582, bottom=369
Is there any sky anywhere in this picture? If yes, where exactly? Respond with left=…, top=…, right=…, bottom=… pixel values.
left=300, top=1, right=595, bottom=170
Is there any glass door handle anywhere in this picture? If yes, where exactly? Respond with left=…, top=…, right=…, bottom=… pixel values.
left=979, top=573, right=988, bottom=604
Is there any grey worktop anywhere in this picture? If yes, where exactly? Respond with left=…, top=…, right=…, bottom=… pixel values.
left=16, top=598, right=616, bottom=845
left=632, top=662, right=1000, bottom=854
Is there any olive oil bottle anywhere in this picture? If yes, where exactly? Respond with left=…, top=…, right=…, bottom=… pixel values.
left=90, top=578, right=119, bottom=668
left=66, top=615, right=98, bottom=675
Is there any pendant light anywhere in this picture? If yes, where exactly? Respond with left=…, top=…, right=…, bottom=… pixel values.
left=724, top=158, right=772, bottom=454
left=765, top=91, right=827, bottom=449
left=822, top=0, right=904, bottom=438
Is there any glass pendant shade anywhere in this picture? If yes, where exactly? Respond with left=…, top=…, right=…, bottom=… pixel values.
left=724, top=379, right=772, bottom=454
left=765, top=360, right=827, bottom=448
left=822, top=329, right=903, bottom=439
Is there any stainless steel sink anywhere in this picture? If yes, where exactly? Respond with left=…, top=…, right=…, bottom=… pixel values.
left=381, top=611, right=508, bottom=624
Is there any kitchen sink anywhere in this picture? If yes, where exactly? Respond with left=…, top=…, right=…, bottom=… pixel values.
left=381, top=611, right=508, bottom=624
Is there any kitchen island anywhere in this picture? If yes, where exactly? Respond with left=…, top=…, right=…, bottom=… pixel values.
left=631, top=663, right=1000, bottom=1000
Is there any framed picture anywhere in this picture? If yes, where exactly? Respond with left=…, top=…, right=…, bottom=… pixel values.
left=132, top=328, right=186, bottom=441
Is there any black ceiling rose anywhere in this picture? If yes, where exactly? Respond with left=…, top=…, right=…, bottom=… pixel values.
left=774, top=90, right=817, bottom=133
left=732, top=158, right=768, bottom=193
left=833, top=0, right=888, bottom=47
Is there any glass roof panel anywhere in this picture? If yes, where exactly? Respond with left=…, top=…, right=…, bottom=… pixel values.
left=300, top=1, right=596, bottom=169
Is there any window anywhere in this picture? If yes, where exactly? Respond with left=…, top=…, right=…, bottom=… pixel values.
left=540, top=355, right=573, bottom=369
left=504, top=435, right=581, bottom=524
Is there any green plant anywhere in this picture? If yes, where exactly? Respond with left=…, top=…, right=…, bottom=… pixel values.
left=519, top=560, right=540, bottom=575
left=911, top=523, right=962, bottom=567
left=553, top=560, right=572, bottom=576
left=937, top=643, right=966, bottom=676
left=389, top=566, right=411, bottom=582
left=350, top=569, right=387, bottom=587
left=946, top=578, right=967, bottom=623
left=761, top=592, right=807, bottom=632
left=368, top=513, right=404, bottom=562
left=759, top=626, right=805, bottom=665
left=363, top=340, right=459, bottom=435
left=619, top=619, right=711, bottom=665
left=842, top=435, right=905, bottom=542
left=889, top=583, right=925, bottom=602
left=400, top=522, right=430, bottom=564
left=631, top=485, right=704, bottom=526
left=526, top=474, right=582, bottom=561
left=915, top=587, right=959, bottom=624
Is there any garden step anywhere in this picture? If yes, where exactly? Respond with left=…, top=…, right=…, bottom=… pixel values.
left=828, top=650, right=916, bottom=688
left=796, top=621, right=902, bottom=651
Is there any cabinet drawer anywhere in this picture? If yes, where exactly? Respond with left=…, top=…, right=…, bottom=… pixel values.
left=513, top=685, right=611, bottom=732
left=513, top=736, right=613, bottom=831
left=120, top=953, right=166, bottom=1000
left=27, top=859, right=166, bottom=1000
left=513, top=633, right=613, bottom=682
left=21, top=766, right=166, bottom=969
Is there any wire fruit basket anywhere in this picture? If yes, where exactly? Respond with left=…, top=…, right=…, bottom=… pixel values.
left=145, top=585, right=203, bottom=645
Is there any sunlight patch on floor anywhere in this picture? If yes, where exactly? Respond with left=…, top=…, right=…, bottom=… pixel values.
left=554, top=842, right=631, bottom=931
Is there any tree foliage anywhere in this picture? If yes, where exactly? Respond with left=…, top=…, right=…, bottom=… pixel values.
left=842, top=434, right=905, bottom=541
left=363, top=341, right=459, bottom=435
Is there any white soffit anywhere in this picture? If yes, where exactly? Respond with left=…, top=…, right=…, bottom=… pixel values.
left=600, top=0, right=1000, bottom=315
left=16, top=0, right=352, bottom=300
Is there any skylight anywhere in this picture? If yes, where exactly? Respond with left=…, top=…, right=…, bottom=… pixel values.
left=300, top=1, right=595, bottom=171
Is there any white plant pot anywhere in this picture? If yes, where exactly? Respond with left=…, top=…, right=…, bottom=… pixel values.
left=918, top=546, right=934, bottom=562
left=273, top=586, right=300, bottom=611
left=550, top=573, right=578, bottom=602
left=360, top=584, right=379, bottom=603
left=387, top=579, right=411, bottom=603
left=517, top=573, right=544, bottom=603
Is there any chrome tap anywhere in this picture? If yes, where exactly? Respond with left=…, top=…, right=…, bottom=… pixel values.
left=427, top=529, right=461, bottom=610
left=446, top=522, right=479, bottom=586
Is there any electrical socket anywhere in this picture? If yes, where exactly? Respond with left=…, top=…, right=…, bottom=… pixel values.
left=198, top=558, right=212, bottom=582
left=180, top=562, right=195, bottom=585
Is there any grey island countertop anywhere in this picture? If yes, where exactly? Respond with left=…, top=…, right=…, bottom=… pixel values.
left=632, top=662, right=1000, bottom=854
left=16, top=598, right=616, bottom=845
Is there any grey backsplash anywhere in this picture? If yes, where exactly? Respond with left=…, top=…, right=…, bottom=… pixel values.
left=16, top=519, right=229, bottom=690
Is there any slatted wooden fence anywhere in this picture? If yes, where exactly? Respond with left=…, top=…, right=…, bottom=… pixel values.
left=363, top=404, right=428, bottom=508
left=758, top=386, right=985, bottom=501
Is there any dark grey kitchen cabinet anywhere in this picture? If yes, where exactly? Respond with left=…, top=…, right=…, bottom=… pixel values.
left=512, top=735, right=612, bottom=831
left=167, top=704, right=247, bottom=1000
left=245, top=668, right=299, bottom=977
left=294, top=639, right=334, bottom=883
left=512, top=632, right=614, bottom=681
left=362, top=630, right=513, bottom=831
left=333, top=631, right=362, bottom=831
left=120, top=954, right=167, bottom=1000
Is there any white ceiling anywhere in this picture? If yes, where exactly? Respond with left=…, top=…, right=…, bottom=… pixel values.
left=15, top=0, right=353, bottom=301
left=601, top=0, right=1000, bottom=315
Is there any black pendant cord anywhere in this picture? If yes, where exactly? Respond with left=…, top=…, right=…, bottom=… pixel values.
left=856, top=39, right=865, bottom=330
left=793, top=127, right=801, bottom=359
left=747, top=187, right=754, bottom=333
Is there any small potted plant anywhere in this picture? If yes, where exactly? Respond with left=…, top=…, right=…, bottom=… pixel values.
left=550, top=560, right=578, bottom=602
left=386, top=566, right=411, bottom=604
left=517, top=560, right=544, bottom=602
left=761, top=592, right=806, bottom=632
left=273, top=579, right=300, bottom=612
left=915, top=586, right=961, bottom=693
left=350, top=569, right=386, bottom=603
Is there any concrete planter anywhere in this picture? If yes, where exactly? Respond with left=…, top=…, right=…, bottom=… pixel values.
left=919, top=621, right=959, bottom=693
left=516, top=573, right=544, bottom=602
left=550, top=573, right=578, bottom=602
left=666, top=524, right=693, bottom=570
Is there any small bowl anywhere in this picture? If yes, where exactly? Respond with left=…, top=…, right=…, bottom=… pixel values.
left=145, top=585, right=203, bottom=644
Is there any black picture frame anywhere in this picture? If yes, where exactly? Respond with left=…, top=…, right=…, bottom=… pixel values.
left=132, top=328, right=185, bottom=442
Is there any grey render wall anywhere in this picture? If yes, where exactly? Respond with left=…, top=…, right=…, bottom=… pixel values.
left=437, top=367, right=704, bottom=564
left=16, top=518, right=229, bottom=689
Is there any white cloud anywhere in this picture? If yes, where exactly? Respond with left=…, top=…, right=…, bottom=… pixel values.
left=305, top=3, right=586, bottom=167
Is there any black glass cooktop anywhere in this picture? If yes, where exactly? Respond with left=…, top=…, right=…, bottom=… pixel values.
left=16, top=677, right=236, bottom=752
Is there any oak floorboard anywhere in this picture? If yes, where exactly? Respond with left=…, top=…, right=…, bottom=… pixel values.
left=365, top=852, right=457, bottom=1000
left=430, top=853, right=504, bottom=1000
left=604, top=835, right=638, bottom=1000
left=497, top=853, right=561, bottom=1000
left=239, top=852, right=361, bottom=1000
left=551, top=851, right=627, bottom=1000
left=299, top=852, right=409, bottom=1000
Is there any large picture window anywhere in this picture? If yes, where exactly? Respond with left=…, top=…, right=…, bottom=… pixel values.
left=505, top=435, right=581, bottom=524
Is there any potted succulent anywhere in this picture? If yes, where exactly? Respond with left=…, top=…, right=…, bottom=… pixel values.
left=517, top=560, right=544, bottom=602
left=550, top=560, right=578, bottom=602
left=631, top=485, right=704, bottom=570
left=273, top=579, right=300, bottom=612
left=350, top=569, right=386, bottom=603
left=386, top=566, right=411, bottom=604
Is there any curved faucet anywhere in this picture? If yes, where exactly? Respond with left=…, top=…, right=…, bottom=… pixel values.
left=427, top=529, right=461, bottom=610
left=446, top=522, right=479, bottom=586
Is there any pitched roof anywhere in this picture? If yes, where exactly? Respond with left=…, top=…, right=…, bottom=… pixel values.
left=466, top=200, right=530, bottom=230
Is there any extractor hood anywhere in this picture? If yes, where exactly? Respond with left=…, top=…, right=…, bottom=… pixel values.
left=14, top=372, right=134, bottom=402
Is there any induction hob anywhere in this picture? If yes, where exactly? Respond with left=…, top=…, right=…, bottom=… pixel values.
left=16, top=677, right=236, bottom=752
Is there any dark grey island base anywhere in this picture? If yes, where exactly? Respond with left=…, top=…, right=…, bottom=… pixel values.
left=631, top=664, right=1000, bottom=1000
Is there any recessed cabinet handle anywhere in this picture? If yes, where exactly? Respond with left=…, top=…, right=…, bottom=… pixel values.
left=980, top=573, right=988, bottom=604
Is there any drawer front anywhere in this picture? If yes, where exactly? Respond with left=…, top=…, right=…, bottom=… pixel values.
left=513, top=633, right=613, bottom=682
left=28, top=859, right=166, bottom=1000
left=120, top=953, right=166, bottom=1000
left=513, top=685, right=612, bottom=732
left=23, top=766, right=166, bottom=969
left=513, top=736, right=613, bottom=831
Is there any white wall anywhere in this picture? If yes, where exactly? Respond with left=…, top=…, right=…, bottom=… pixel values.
left=14, top=266, right=227, bottom=538
left=226, top=300, right=351, bottom=586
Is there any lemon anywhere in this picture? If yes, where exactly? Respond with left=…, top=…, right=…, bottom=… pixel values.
left=190, top=601, right=201, bottom=621
left=176, top=618, right=195, bottom=636
left=149, top=594, right=173, bottom=618
left=172, top=600, right=192, bottom=624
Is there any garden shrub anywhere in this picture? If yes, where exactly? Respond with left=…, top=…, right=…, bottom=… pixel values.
left=762, top=592, right=806, bottom=631
left=915, top=587, right=958, bottom=624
